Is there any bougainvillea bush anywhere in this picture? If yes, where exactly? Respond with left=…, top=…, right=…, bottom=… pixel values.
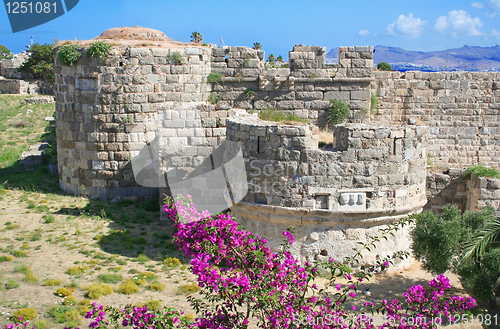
left=2, top=195, right=477, bottom=329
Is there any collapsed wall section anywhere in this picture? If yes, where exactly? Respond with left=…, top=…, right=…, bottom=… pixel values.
left=227, top=116, right=428, bottom=265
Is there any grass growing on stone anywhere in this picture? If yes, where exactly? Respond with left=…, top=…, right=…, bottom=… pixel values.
left=258, top=108, right=308, bottom=124
left=463, top=165, right=500, bottom=179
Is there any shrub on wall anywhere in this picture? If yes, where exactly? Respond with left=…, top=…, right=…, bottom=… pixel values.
left=57, top=44, right=82, bottom=66
left=463, top=165, right=500, bottom=179
left=86, top=41, right=112, bottom=59
left=328, top=99, right=350, bottom=125
left=206, top=71, right=222, bottom=84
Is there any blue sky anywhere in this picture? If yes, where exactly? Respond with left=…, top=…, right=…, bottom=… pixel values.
left=1, top=0, right=500, bottom=58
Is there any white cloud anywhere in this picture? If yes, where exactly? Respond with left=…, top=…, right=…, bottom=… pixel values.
left=385, top=13, right=427, bottom=38
left=493, top=29, right=500, bottom=39
left=487, top=0, right=500, bottom=11
left=434, top=10, right=483, bottom=36
left=471, top=2, right=484, bottom=8
left=358, top=30, right=370, bottom=37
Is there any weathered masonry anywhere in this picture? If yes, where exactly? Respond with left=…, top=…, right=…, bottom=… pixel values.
left=53, top=28, right=500, bottom=265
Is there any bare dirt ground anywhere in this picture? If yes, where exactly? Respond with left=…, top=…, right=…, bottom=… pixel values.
left=0, top=188, right=495, bottom=328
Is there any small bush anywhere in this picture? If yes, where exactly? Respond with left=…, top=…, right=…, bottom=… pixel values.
left=145, top=300, right=161, bottom=312
left=55, top=287, right=73, bottom=297
left=86, top=41, right=112, bottom=58
left=208, top=92, right=222, bottom=104
left=206, top=71, right=223, bottom=84
left=166, top=52, right=183, bottom=65
left=243, top=88, right=257, bottom=99
left=66, top=265, right=89, bottom=275
left=62, top=295, right=77, bottom=306
left=0, top=255, right=13, bottom=262
left=463, top=165, right=500, bottom=179
left=42, top=279, right=62, bottom=286
left=177, top=283, right=201, bottom=295
left=30, top=231, right=42, bottom=241
left=84, top=283, right=113, bottom=299
left=134, top=254, right=150, bottom=263
left=137, top=272, right=157, bottom=281
left=13, top=250, right=28, bottom=257
left=24, top=272, right=39, bottom=283
left=377, top=62, right=391, bottom=71
left=97, top=273, right=122, bottom=284
left=163, top=257, right=182, bottom=267
left=5, top=279, right=19, bottom=289
left=117, top=280, right=140, bottom=294
left=43, top=214, right=55, bottom=224
left=14, top=265, right=31, bottom=274
left=146, top=282, right=166, bottom=291
left=48, top=305, right=80, bottom=324
left=12, top=308, right=37, bottom=323
left=57, top=44, right=82, bottom=66
left=5, top=224, right=19, bottom=230
left=328, top=100, right=351, bottom=125
left=183, top=313, right=195, bottom=323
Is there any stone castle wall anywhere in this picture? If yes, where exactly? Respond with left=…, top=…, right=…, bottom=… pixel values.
left=211, top=45, right=373, bottom=124
left=372, top=71, right=500, bottom=168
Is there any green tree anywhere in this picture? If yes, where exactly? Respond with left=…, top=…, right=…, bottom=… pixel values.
left=252, top=42, right=262, bottom=50
left=0, top=44, right=13, bottom=60
left=190, top=32, right=203, bottom=44
left=276, top=55, right=284, bottom=63
left=19, top=43, right=54, bottom=80
left=376, top=62, right=391, bottom=71
left=411, top=204, right=500, bottom=303
left=267, top=54, right=276, bottom=63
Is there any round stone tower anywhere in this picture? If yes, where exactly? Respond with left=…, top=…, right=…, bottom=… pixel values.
left=54, top=28, right=212, bottom=199
left=226, top=115, right=429, bottom=267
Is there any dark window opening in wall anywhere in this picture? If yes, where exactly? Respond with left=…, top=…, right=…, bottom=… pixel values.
left=225, top=56, right=228, bottom=64
left=198, top=55, right=203, bottom=62
left=119, top=62, right=124, bottom=67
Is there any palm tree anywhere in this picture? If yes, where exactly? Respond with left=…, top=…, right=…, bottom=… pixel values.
left=267, top=54, right=276, bottom=63
left=276, top=55, right=284, bottom=63
left=463, top=216, right=500, bottom=261
left=191, top=32, right=203, bottom=44
left=252, top=42, right=261, bottom=50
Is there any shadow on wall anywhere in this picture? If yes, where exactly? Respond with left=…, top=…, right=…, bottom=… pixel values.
left=425, top=169, right=467, bottom=212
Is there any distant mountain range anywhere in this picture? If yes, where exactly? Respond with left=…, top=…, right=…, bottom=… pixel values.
left=326, top=45, right=500, bottom=72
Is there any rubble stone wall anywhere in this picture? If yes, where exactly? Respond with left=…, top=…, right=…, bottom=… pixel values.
left=466, top=174, right=500, bottom=216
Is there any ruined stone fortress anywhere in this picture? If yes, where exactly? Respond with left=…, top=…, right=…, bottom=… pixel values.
left=53, top=28, right=500, bottom=265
